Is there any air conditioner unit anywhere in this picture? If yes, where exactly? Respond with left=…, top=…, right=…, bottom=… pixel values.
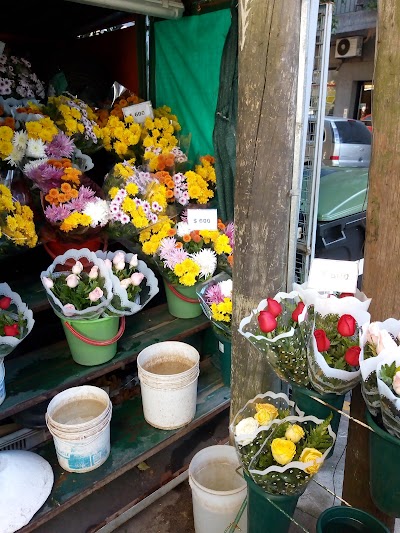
left=335, top=36, right=363, bottom=59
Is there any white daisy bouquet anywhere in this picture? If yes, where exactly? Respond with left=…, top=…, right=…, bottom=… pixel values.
left=0, top=52, right=45, bottom=101
left=151, top=217, right=233, bottom=288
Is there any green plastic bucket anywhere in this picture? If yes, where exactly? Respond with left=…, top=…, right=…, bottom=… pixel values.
left=59, top=315, right=125, bottom=366
left=290, top=383, right=345, bottom=458
left=163, top=280, right=202, bottom=319
left=317, top=505, right=390, bottom=533
left=366, top=410, right=400, bottom=517
left=213, top=329, right=231, bottom=387
left=245, top=474, right=301, bottom=533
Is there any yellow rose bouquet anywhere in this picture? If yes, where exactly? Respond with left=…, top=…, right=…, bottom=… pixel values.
left=248, top=412, right=335, bottom=496
left=230, top=391, right=305, bottom=472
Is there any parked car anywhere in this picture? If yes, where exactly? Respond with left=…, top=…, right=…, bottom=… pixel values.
left=322, top=117, right=371, bottom=168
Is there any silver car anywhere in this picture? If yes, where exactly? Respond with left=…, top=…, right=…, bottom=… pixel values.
left=322, top=117, right=371, bottom=167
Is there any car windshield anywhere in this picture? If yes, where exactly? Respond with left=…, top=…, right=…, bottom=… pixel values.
left=335, top=120, right=371, bottom=145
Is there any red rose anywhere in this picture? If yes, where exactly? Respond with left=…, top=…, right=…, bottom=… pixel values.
left=337, top=314, right=357, bottom=337
left=4, top=324, right=19, bottom=337
left=314, top=329, right=330, bottom=352
left=292, top=302, right=305, bottom=322
left=258, top=310, right=277, bottom=333
left=0, top=297, right=12, bottom=310
left=339, top=293, right=355, bottom=298
left=345, top=346, right=361, bottom=367
left=266, top=298, right=282, bottom=318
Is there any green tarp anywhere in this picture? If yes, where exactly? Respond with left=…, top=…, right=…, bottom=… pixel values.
left=154, top=9, right=231, bottom=164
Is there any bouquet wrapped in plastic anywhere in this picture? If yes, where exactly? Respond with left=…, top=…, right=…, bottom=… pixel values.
left=230, top=391, right=305, bottom=472
left=307, top=297, right=371, bottom=394
left=359, top=319, right=400, bottom=416
left=197, top=271, right=232, bottom=340
left=293, top=281, right=371, bottom=311
left=238, top=291, right=310, bottom=387
left=247, top=413, right=335, bottom=496
left=0, top=283, right=35, bottom=358
left=376, top=350, right=400, bottom=438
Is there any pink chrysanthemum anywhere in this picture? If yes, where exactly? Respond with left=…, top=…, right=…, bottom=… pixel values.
left=204, top=283, right=224, bottom=305
left=45, top=133, right=75, bottom=158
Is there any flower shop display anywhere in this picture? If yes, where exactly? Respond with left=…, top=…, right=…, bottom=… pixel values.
left=0, top=183, right=38, bottom=254
left=148, top=217, right=233, bottom=318
left=307, top=296, right=371, bottom=395
left=238, top=291, right=309, bottom=386
left=197, top=271, right=232, bottom=385
left=359, top=319, right=400, bottom=416
left=40, top=247, right=158, bottom=365
left=230, top=391, right=305, bottom=472
left=0, top=282, right=35, bottom=405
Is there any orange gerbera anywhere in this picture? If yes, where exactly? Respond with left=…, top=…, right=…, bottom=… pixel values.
left=183, top=234, right=191, bottom=243
left=167, top=228, right=177, bottom=236
left=175, top=242, right=183, bottom=249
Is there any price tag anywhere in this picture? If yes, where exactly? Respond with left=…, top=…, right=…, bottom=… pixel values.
left=122, top=101, right=154, bottom=124
left=307, top=258, right=359, bottom=294
left=187, top=209, right=218, bottom=230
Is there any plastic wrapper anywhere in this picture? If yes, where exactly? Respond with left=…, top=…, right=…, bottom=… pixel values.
left=293, top=281, right=371, bottom=310
left=229, top=391, right=305, bottom=472
left=248, top=415, right=336, bottom=496
left=239, top=291, right=310, bottom=387
left=40, top=248, right=114, bottom=320
left=376, top=350, right=400, bottom=438
left=0, top=283, right=35, bottom=358
left=307, top=297, right=370, bottom=395
left=95, top=250, right=159, bottom=316
left=359, top=319, right=400, bottom=416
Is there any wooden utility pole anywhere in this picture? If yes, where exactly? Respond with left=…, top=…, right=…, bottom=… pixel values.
left=342, top=1, right=398, bottom=530
left=231, top=0, right=302, bottom=417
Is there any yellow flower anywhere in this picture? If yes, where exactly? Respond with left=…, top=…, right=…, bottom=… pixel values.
left=299, top=448, right=323, bottom=474
left=254, top=403, right=279, bottom=425
left=271, top=438, right=296, bottom=466
left=285, top=424, right=305, bottom=444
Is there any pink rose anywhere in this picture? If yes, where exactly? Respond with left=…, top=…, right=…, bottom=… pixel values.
left=393, top=371, right=400, bottom=395
left=89, top=266, right=99, bottom=279
left=63, top=304, right=76, bottom=317
left=131, top=272, right=145, bottom=286
left=88, top=287, right=103, bottom=302
left=113, top=251, right=125, bottom=265
left=72, top=260, right=83, bottom=275
left=104, top=259, right=112, bottom=269
left=42, top=276, right=54, bottom=289
left=66, top=274, right=79, bottom=288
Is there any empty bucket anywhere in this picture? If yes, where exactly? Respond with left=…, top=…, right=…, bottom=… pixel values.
left=137, top=341, right=200, bottom=430
left=46, top=385, right=112, bottom=473
left=0, top=359, right=5, bottom=406
left=189, top=445, right=247, bottom=533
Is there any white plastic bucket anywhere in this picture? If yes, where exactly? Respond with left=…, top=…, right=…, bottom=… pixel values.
left=45, top=385, right=112, bottom=473
left=189, top=445, right=248, bottom=533
left=0, top=359, right=5, bottom=406
left=137, top=341, right=200, bottom=430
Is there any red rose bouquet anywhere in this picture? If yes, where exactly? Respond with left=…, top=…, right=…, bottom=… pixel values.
left=307, top=297, right=370, bottom=394
left=359, top=319, right=400, bottom=416
left=239, top=291, right=310, bottom=386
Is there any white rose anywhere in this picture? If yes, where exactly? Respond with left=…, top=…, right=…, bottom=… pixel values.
left=104, top=258, right=113, bottom=269
left=120, top=278, right=131, bottom=289
left=129, top=254, right=138, bottom=268
left=72, top=260, right=83, bottom=275
left=89, top=266, right=99, bottom=279
left=113, top=251, right=125, bottom=266
left=115, top=260, right=126, bottom=271
left=234, top=417, right=259, bottom=446
left=42, top=276, right=53, bottom=289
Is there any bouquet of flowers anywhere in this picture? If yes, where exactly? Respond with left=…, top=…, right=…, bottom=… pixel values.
left=196, top=271, right=232, bottom=339
left=376, top=350, right=400, bottom=438
left=103, top=161, right=175, bottom=242
left=293, top=281, right=371, bottom=311
left=98, top=113, right=142, bottom=162
left=230, top=391, right=305, bottom=472
left=0, top=283, right=35, bottom=357
left=0, top=183, right=38, bottom=253
left=150, top=217, right=233, bottom=288
left=307, top=297, right=371, bottom=394
left=40, top=247, right=158, bottom=320
left=359, top=319, right=400, bottom=416
left=247, top=412, right=335, bottom=496
left=33, top=163, right=109, bottom=244
left=239, top=291, right=309, bottom=386
left=169, top=154, right=216, bottom=207
left=0, top=52, right=45, bottom=101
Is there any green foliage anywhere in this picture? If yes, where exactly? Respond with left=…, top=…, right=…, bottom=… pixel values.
left=303, top=413, right=334, bottom=453
left=380, top=361, right=397, bottom=387
left=0, top=311, right=27, bottom=338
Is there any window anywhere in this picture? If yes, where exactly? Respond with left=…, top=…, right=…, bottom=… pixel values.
left=335, top=121, right=371, bottom=145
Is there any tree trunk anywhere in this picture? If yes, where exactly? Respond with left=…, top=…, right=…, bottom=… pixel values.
left=342, top=1, right=398, bottom=529
left=231, top=0, right=301, bottom=417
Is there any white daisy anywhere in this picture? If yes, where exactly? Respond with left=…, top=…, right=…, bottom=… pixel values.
left=5, top=146, right=24, bottom=166
left=26, top=138, right=46, bottom=159
left=191, top=249, right=217, bottom=279
left=219, top=279, right=233, bottom=299
left=23, top=158, right=48, bottom=174
left=176, top=221, right=195, bottom=237
left=12, top=130, right=28, bottom=151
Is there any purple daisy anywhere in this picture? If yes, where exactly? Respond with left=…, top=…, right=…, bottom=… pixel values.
left=204, top=284, right=224, bottom=305
left=46, top=133, right=75, bottom=158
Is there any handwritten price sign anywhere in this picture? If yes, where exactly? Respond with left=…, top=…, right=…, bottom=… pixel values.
left=307, top=258, right=360, bottom=293
left=122, top=101, right=154, bottom=124
left=187, top=209, right=218, bottom=230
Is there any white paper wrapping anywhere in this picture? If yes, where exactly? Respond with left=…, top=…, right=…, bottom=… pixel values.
left=40, top=248, right=114, bottom=320
left=307, top=298, right=371, bottom=394
left=376, top=350, right=400, bottom=438
left=0, top=283, right=35, bottom=358
left=293, top=281, right=371, bottom=310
